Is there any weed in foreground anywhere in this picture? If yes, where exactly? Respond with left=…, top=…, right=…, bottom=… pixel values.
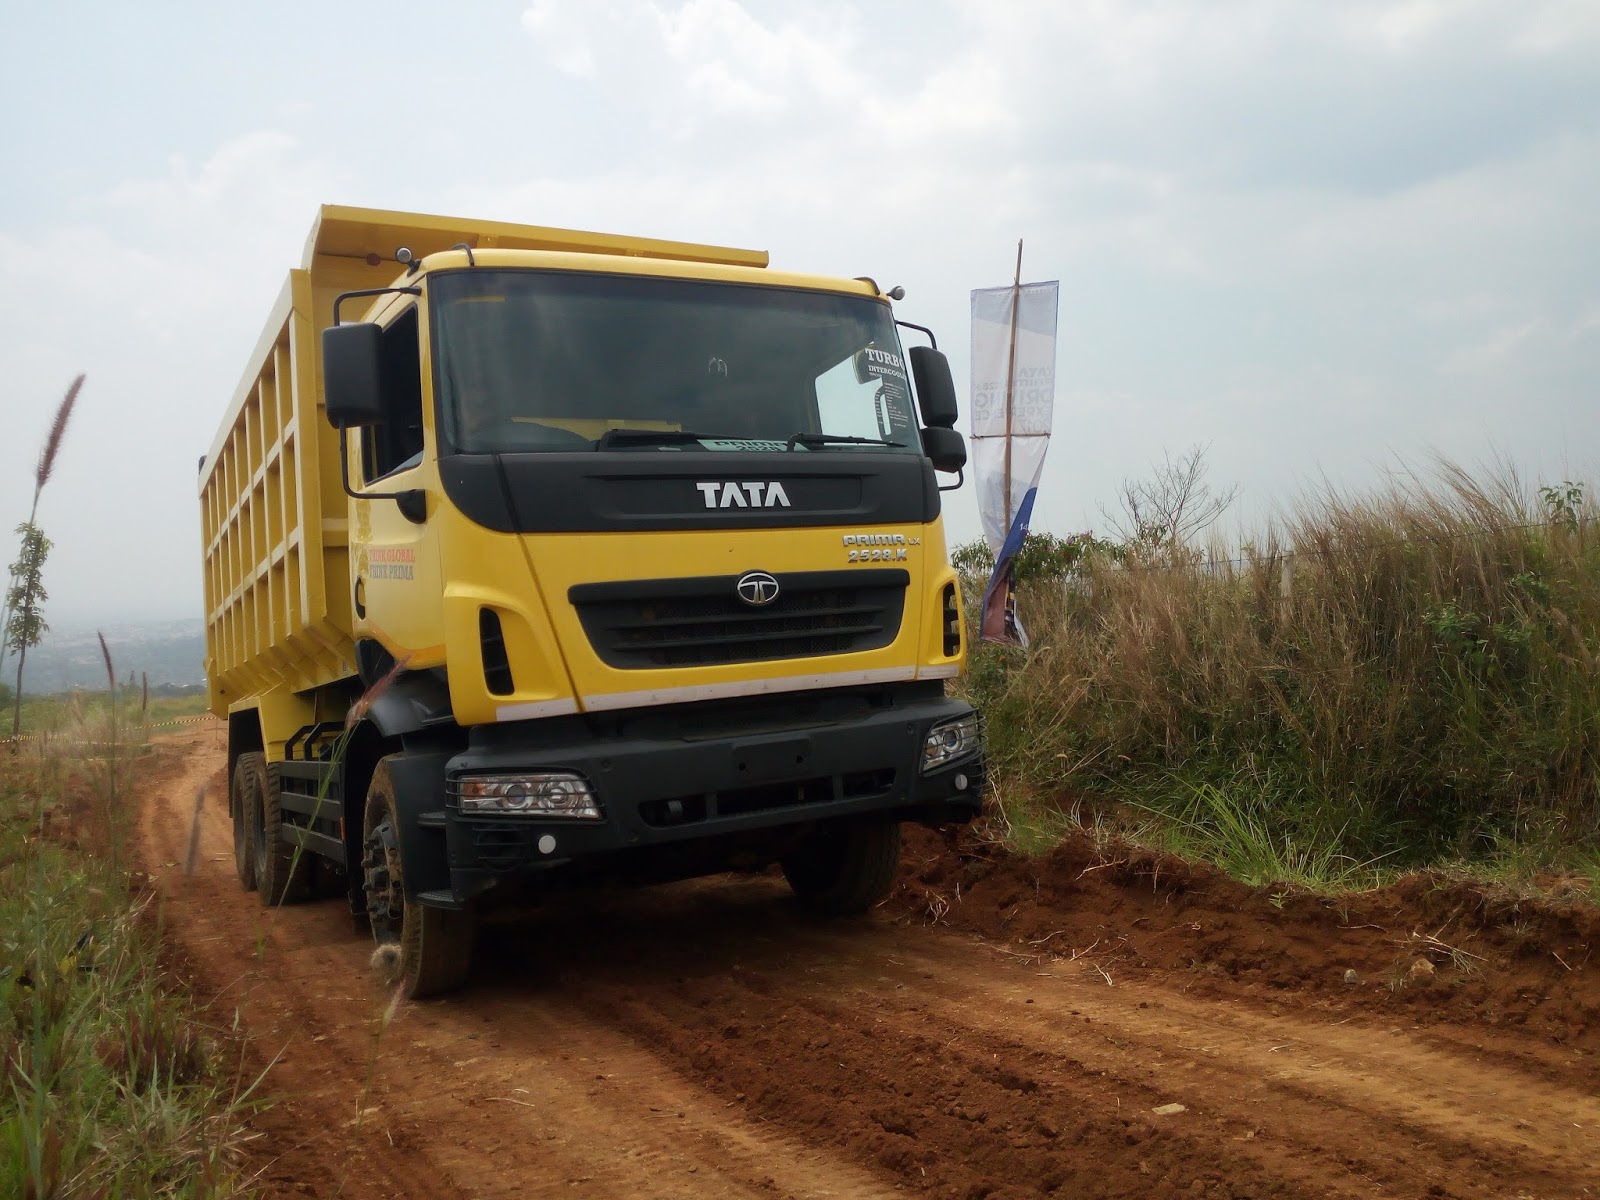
left=0, top=687, right=257, bottom=1196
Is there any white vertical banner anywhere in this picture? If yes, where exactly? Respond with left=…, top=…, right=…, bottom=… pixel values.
left=970, top=280, right=1059, bottom=644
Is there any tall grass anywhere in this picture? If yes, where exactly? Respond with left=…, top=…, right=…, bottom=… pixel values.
left=1, top=689, right=257, bottom=1195
left=965, top=462, right=1600, bottom=880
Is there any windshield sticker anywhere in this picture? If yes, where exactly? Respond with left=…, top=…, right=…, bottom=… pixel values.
left=699, top=439, right=790, bottom=452
left=875, top=386, right=913, bottom=440
left=855, top=345, right=908, bottom=383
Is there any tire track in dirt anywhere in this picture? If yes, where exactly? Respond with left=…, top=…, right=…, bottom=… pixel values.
left=484, top=885, right=1598, bottom=1199
left=140, top=728, right=1598, bottom=1199
left=140, top=727, right=891, bottom=1199
left=784, top=935, right=1598, bottom=1197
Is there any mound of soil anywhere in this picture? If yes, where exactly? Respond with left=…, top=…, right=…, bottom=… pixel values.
left=889, top=824, right=1599, bottom=1069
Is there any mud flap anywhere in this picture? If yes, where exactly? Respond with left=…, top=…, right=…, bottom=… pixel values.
left=380, top=750, right=454, bottom=902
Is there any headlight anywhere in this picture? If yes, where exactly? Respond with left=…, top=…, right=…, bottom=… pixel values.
left=455, top=772, right=603, bottom=819
left=922, top=714, right=980, bottom=773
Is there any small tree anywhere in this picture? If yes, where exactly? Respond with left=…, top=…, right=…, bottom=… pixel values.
left=1102, top=443, right=1239, bottom=559
left=1, top=374, right=81, bottom=738
left=6, top=523, right=51, bottom=737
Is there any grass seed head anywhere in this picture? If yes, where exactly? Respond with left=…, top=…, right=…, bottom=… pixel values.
left=33, top=373, right=84, bottom=499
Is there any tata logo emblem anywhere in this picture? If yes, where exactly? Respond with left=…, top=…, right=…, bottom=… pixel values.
left=736, top=571, right=781, bottom=607
left=695, top=481, right=792, bottom=509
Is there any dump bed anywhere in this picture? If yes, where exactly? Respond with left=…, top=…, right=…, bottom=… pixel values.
left=199, top=205, right=769, bottom=716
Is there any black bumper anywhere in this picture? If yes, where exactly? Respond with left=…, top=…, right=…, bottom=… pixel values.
left=404, top=682, right=983, bottom=905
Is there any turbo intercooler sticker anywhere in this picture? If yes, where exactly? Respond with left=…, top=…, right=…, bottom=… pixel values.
left=856, top=345, right=913, bottom=440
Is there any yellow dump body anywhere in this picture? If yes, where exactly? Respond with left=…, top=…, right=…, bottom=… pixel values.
left=198, top=206, right=772, bottom=730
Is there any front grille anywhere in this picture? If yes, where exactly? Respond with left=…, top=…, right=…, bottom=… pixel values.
left=570, top=569, right=908, bottom=669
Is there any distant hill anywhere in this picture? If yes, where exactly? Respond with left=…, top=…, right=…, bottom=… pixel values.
left=7, top=618, right=205, bottom=693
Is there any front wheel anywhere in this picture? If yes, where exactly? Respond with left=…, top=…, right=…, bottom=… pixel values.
left=781, top=817, right=902, bottom=916
left=362, top=759, right=475, bottom=998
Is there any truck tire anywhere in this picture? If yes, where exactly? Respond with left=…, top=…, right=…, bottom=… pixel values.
left=362, top=759, right=474, bottom=998
left=230, top=756, right=258, bottom=891
left=781, top=817, right=902, bottom=916
left=252, top=757, right=314, bottom=907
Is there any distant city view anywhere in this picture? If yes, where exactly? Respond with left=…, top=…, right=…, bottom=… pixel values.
left=8, top=618, right=204, bottom=693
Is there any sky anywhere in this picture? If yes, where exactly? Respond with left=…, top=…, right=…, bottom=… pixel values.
left=2, top=0, right=1597, bottom=624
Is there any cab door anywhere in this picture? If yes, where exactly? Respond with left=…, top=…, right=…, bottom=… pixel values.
left=348, top=302, right=446, bottom=670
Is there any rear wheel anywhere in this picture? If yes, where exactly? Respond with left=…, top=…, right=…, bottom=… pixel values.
left=253, top=758, right=313, bottom=907
left=229, top=756, right=258, bottom=891
left=362, top=759, right=474, bottom=998
left=781, top=817, right=902, bottom=916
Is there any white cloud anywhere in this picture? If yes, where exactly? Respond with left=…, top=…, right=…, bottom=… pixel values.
left=522, top=0, right=613, bottom=77
left=1442, top=321, right=1540, bottom=373
left=0, top=132, right=345, bottom=621
left=4, top=0, right=1598, bottom=623
left=522, top=0, right=879, bottom=125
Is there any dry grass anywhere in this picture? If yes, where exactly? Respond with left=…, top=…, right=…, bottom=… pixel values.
left=964, top=460, right=1600, bottom=882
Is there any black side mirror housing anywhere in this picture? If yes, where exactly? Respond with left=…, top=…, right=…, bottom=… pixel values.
left=921, top=426, right=966, bottom=474
left=909, top=346, right=959, bottom=429
left=322, top=323, right=385, bottom=429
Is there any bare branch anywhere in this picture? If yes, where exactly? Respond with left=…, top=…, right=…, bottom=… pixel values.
left=1101, top=444, right=1239, bottom=555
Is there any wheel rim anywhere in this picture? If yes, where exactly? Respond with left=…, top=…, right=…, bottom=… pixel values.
left=362, top=815, right=405, bottom=943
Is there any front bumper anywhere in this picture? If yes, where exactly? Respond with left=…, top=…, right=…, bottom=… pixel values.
left=432, top=683, right=983, bottom=903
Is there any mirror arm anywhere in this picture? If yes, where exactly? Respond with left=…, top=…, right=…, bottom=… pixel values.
left=332, top=286, right=421, bottom=327
left=937, top=467, right=965, bottom=493
left=895, top=319, right=937, bottom=351
left=338, top=429, right=428, bottom=523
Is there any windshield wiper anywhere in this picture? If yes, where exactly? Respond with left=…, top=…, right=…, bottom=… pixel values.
left=785, top=432, right=906, bottom=451
left=595, top=429, right=751, bottom=450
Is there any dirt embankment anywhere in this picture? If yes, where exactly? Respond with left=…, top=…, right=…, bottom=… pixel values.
left=889, top=824, right=1600, bottom=1082
left=139, top=726, right=1598, bottom=1199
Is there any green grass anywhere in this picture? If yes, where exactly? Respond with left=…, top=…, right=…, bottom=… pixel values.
left=961, top=462, right=1600, bottom=895
left=1, top=731, right=255, bottom=1195
left=10, top=690, right=210, bottom=739
left=1130, top=775, right=1394, bottom=890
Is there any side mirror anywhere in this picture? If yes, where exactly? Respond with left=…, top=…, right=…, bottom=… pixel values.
left=322, top=323, right=384, bottom=428
left=909, top=346, right=959, bottom=429
left=921, top=426, right=966, bottom=474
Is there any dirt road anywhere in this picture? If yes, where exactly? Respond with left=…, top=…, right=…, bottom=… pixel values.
left=138, top=725, right=1598, bottom=1199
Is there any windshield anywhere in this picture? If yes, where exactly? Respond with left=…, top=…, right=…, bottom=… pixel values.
left=430, top=269, right=920, bottom=454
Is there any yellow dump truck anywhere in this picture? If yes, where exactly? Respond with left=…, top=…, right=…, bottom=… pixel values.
left=200, top=206, right=982, bottom=995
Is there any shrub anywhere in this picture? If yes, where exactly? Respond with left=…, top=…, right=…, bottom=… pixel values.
left=961, top=462, right=1600, bottom=872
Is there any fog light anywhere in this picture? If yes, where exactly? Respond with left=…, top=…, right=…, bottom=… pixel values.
left=922, top=714, right=979, bottom=773
left=455, top=772, right=602, bottom=819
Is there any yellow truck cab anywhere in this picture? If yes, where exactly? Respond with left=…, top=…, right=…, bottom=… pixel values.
left=201, top=206, right=983, bottom=996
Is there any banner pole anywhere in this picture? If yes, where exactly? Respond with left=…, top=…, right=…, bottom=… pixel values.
left=1001, top=239, right=1023, bottom=537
